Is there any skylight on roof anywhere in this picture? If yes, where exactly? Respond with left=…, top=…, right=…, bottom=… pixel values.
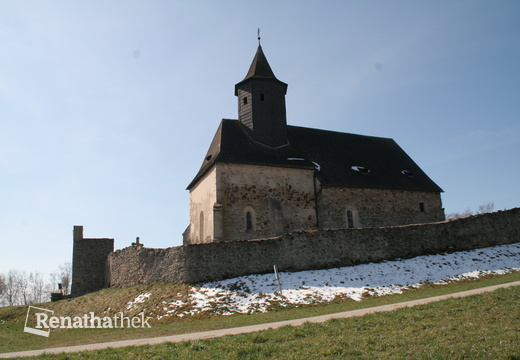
left=351, top=166, right=370, bottom=174
left=402, top=170, right=415, bottom=178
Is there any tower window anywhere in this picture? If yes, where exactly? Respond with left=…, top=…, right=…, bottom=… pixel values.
left=419, top=202, right=425, bottom=213
left=243, top=96, right=248, bottom=105
left=260, top=93, right=265, bottom=101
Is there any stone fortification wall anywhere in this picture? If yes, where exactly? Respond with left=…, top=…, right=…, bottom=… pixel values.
left=71, top=226, right=114, bottom=297
left=108, top=208, right=519, bottom=288
left=106, top=246, right=187, bottom=287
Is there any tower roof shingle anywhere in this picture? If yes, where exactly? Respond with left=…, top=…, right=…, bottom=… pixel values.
left=235, top=45, right=287, bottom=95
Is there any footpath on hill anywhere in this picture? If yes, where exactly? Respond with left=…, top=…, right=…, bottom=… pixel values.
left=1, top=281, right=519, bottom=359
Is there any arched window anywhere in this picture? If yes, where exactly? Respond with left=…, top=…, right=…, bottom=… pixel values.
left=243, top=206, right=256, bottom=232
left=269, top=197, right=283, bottom=235
left=246, top=211, right=253, bottom=230
left=345, top=205, right=360, bottom=229
left=199, top=211, right=204, bottom=242
left=346, top=210, right=354, bottom=229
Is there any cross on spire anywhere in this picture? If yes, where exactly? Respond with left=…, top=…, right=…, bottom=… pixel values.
left=257, top=28, right=261, bottom=45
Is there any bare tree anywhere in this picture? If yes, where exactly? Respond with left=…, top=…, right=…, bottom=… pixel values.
left=29, top=272, right=46, bottom=304
left=58, top=262, right=72, bottom=295
left=446, top=208, right=472, bottom=220
left=0, top=264, right=73, bottom=307
left=4, top=270, right=21, bottom=306
left=0, top=273, right=6, bottom=306
left=16, top=271, right=30, bottom=305
left=48, top=271, right=60, bottom=293
left=477, top=202, right=495, bottom=214
left=446, top=202, right=495, bottom=220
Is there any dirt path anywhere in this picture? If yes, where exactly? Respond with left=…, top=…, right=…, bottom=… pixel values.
left=2, top=281, right=519, bottom=359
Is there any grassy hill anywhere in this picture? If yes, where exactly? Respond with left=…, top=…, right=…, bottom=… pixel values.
left=0, top=271, right=519, bottom=357
left=3, top=276, right=519, bottom=359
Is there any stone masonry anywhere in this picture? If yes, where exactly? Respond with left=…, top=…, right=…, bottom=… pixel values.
left=188, top=162, right=444, bottom=244
left=71, top=226, right=114, bottom=297
left=318, top=187, right=444, bottom=229
left=106, top=208, right=519, bottom=289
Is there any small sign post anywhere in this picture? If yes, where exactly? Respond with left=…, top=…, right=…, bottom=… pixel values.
left=273, top=264, right=283, bottom=297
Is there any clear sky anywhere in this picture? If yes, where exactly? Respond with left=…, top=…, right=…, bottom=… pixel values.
left=1, top=1, right=519, bottom=276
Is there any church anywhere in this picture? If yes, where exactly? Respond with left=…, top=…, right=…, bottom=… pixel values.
left=184, top=43, right=444, bottom=244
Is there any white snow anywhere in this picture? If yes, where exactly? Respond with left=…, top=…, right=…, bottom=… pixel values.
left=351, top=165, right=369, bottom=173
left=126, top=292, right=152, bottom=310
left=146, top=243, right=519, bottom=318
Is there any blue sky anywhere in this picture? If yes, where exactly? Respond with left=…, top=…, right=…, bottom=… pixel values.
left=1, top=1, right=519, bottom=276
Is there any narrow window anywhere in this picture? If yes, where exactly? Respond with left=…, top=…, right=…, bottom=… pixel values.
left=243, top=96, right=248, bottom=105
left=345, top=205, right=359, bottom=228
left=199, top=211, right=204, bottom=242
left=246, top=211, right=253, bottom=230
left=260, top=93, right=265, bottom=101
left=269, top=197, right=283, bottom=236
left=346, top=210, right=354, bottom=229
left=419, top=202, right=425, bottom=213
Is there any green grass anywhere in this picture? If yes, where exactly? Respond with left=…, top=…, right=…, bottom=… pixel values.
left=0, top=271, right=519, bottom=356
left=9, top=280, right=520, bottom=359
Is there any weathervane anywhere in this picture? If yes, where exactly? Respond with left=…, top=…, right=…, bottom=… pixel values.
left=257, top=28, right=261, bottom=45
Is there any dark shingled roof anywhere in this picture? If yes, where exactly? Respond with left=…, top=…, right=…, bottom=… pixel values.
left=243, top=45, right=276, bottom=80
left=187, top=119, right=443, bottom=193
left=234, top=45, right=288, bottom=95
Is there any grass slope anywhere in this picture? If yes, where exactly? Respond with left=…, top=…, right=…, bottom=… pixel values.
left=0, top=271, right=519, bottom=356
left=10, top=283, right=520, bottom=359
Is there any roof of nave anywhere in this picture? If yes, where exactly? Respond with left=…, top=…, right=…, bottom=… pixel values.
left=187, top=119, right=443, bottom=193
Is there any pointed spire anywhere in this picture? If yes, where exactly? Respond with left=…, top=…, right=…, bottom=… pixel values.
left=243, top=44, right=277, bottom=80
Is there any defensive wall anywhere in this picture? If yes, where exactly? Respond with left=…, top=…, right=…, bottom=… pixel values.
left=102, top=208, right=520, bottom=289
left=71, top=226, right=114, bottom=297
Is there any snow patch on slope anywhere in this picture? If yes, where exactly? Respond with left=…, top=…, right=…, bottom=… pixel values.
left=147, top=243, right=519, bottom=318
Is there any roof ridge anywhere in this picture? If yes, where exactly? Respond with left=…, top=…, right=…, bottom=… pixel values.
left=287, top=124, right=394, bottom=141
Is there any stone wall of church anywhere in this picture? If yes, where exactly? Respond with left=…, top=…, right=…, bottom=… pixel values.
left=106, top=208, right=519, bottom=289
left=218, top=163, right=317, bottom=241
left=318, top=187, right=445, bottom=229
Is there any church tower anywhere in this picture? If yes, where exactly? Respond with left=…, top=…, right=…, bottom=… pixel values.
left=234, top=44, right=289, bottom=148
